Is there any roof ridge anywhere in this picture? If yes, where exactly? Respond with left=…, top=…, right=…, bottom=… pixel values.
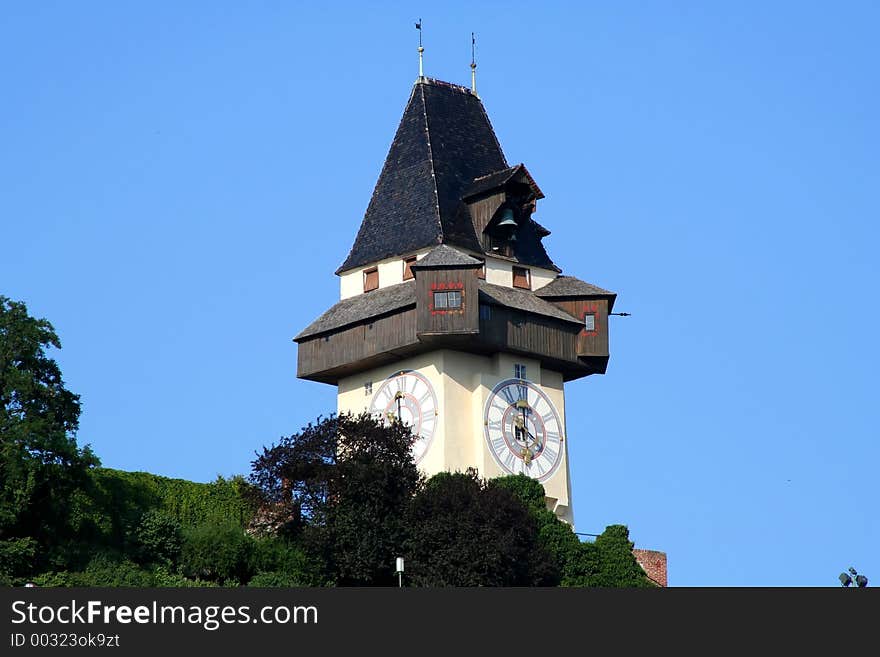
left=420, top=77, right=474, bottom=95
left=478, top=94, right=508, bottom=169
left=335, top=85, right=422, bottom=275
left=472, top=164, right=520, bottom=183
left=419, top=82, right=444, bottom=244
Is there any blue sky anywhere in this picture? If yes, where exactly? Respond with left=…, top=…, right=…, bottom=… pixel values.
left=2, top=2, right=877, bottom=586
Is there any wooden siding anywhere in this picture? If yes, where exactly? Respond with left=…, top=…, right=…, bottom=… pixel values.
left=297, top=308, right=418, bottom=380
left=297, top=300, right=604, bottom=385
left=478, top=306, right=579, bottom=364
left=466, top=191, right=505, bottom=245
left=548, top=298, right=610, bottom=358
left=416, top=267, right=479, bottom=336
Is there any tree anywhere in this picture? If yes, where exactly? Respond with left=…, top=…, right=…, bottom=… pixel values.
left=249, top=413, right=422, bottom=585
left=492, top=474, right=654, bottom=587
left=0, top=296, right=98, bottom=576
left=403, top=470, right=559, bottom=586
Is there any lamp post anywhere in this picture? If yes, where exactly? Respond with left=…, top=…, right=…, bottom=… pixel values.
left=395, top=557, right=405, bottom=588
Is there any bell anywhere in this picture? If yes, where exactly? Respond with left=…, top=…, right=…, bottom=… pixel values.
left=496, top=208, right=517, bottom=227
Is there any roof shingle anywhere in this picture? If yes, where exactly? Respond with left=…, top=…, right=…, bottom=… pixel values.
left=478, top=282, right=582, bottom=326
left=337, top=79, right=507, bottom=274
left=534, top=276, right=615, bottom=298
left=411, top=245, right=482, bottom=269
left=294, top=282, right=416, bottom=340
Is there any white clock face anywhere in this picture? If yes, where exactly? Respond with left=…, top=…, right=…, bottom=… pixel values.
left=484, top=378, right=564, bottom=482
left=369, top=370, right=438, bottom=464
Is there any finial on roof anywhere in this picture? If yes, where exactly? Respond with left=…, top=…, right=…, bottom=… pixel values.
left=416, top=19, right=424, bottom=80
left=470, top=32, right=478, bottom=96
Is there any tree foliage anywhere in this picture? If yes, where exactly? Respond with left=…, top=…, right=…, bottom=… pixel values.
left=0, top=296, right=99, bottom=570
left=250, top=412, right=422, bottom=585
left=492, top=474, right=654, bottom=587
left=404, top=471, right=559, bottom=586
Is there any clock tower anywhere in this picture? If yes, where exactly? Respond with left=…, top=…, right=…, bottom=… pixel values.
left=295, top=77, right=616, bottom=524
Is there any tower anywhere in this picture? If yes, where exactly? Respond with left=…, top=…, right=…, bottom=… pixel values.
left=295, top=77, right=616, bottom=524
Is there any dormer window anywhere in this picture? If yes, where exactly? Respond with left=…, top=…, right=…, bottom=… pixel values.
left=363, top=267, right=379, bottom=292
left=476, top=257, right=486, bottom=280
left=403, top=256, right=417, bottom=281
left=513, top=266, right=531, bottom=290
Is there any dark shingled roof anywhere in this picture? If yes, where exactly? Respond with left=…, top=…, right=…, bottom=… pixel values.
left=411, top=245, right=482, bottom=269
left=295, top=278, right=590, bottom=340
left=534, top=275, right=615, bottom=298
left=295, top=282, right=416, bottom=340
left=337, top=78, right=508, bottom=274
left=478, top=282, right=582, bottom=326
left=462, top=163, right=544, bottom=201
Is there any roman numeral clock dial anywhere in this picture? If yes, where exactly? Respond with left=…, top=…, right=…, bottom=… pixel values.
left=483, top=378, right=564, bottom=482
left=369, top=370, right=438, bottom=464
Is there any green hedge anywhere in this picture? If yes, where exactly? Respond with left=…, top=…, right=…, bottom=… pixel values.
left=56, top=468, right=256, bottom=569
left=91, top=468, right=254, bottom=529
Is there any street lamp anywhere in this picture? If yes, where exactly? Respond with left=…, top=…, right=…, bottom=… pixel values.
left=395, top=557, right=405, bottom=588
left=839, top=566, right=868, bottom=588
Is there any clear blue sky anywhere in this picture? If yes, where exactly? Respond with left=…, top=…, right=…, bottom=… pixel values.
left=2, top=2, right=877, bottom=586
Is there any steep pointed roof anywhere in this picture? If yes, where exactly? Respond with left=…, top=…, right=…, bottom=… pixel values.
left=337, top=78, right=508, bottom=274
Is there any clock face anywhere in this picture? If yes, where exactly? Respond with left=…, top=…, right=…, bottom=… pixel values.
left=369, top=370, right=438, bottom=464
left=484, top=378, right=564, bottom=482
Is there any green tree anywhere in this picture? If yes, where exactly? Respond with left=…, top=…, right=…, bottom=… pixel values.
left=250, top=413, right=422, bottom=585
left=492, top=474, right=654, bottom=587
left=0, top=296, right=98, bottom=576
left=403, top=470, right=559, bottom=586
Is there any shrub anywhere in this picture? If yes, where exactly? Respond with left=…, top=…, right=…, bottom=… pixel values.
left=181, top=523, right=254, bottom=584
left=134, top=510, right=182, bottom=565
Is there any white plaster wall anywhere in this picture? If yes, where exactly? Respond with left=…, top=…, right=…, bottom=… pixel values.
left=341, top=251, right=558, bottom=298
left=483, top=256, right=557, bottom=291
left=530, top=267, right=557, bottom=291
left=337, top=352, right=448, bottom=477
left=472, top=353, right=572, bottom=521
left=338, top=348, right=574, bottom=523
left=338, top=249, right=431, bottom=300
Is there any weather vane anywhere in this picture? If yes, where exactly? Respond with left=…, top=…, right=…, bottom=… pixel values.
left=416, top=19, right=424, bottom=79
left=470, top=32, right=477, bottom=95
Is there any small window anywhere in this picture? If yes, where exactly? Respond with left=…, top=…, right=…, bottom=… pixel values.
left=584, top=313, right=596, bottom=332
left=476, top=258, right=486, bottom=280
left=513, top=266, right=531, bottom=290
left=403, top=256, right=417, bottom=280
left=433, top=290, right=462, bottom=310
left=479, top=304, right=491, bottom=320
left=364, top=267, right=379, bottom=292
left=514, top=363, right=527, bottom=380
left=364, top=381, right=373, bottom=395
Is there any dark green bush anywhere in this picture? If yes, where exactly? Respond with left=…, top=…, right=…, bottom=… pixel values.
left=180, top=523, right=254, bottom=584
left=133, top=510, right=182, bottom=565
left=0, top=537, right=38, bottom=580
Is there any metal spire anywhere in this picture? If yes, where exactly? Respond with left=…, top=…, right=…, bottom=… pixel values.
left=470, top=32, right=477, bottom=95
left=416, top=19, right=424, bottom=79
